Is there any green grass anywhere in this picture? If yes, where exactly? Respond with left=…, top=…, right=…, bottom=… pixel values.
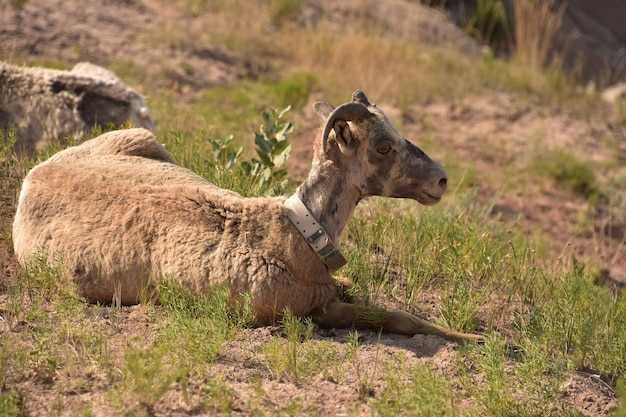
left=0, top=391, right=24, bottom=417
left=372, top=360, right=462, bottom=416
left=531, top=148, right=599, bottom=199
left=1, top=249, right=254, bottom=414
left=105, top=59, right=147, bottom=87
left=340, top=192, right=626, bottom=415
left=459, top=336, right=577, bottom=417
left=344, top=194, right=524, bottom=328
left=156, top=278, right=255, bottom=369
left=1, top=251, right=115, bottom=413
left=117, top=343, right=189, bottom=409
left=267, top=0, right=302, bottom=24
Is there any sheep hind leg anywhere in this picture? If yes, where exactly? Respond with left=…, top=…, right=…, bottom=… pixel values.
left=311, top=301, right=483, bottom=343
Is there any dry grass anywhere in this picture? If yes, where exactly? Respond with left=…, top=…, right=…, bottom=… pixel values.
left=513, top=0, right=570, bottom=70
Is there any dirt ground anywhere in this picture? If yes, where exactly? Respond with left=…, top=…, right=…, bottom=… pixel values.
left=1, top=0, right=625, bottom=415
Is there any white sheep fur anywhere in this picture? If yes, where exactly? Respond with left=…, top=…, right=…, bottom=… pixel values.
left=0, top=61, right=154, bottom=154
left=13, top=91, right=482, bottom=342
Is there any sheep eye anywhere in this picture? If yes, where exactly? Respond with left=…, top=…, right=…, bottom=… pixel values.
left=377, top=145, right=391, bottom=154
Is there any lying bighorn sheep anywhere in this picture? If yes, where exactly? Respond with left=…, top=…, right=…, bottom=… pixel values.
left=13, top=90, right=481, bottom=342
left=0, top=61, right=154, bottom=154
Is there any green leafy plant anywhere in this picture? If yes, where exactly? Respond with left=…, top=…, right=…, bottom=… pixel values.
left=439, top=277, right=482, bottom=333
left=459, top=337, right=558, bottom=416
left=201, top=376, right=238, bottom=415
left=241, top=106, right=293, bottom=195
left=21, top=248, right=74, bottom=304
left=525, top=257, right=626, bottom=382
left=209, top=134, right=243, bottom=172
left=166, top=105, right=293, bottom=197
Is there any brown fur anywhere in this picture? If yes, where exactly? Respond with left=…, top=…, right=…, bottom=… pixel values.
left=13, top=128, right=333, bottom=319
left=13, top=92, right=482, bottom=342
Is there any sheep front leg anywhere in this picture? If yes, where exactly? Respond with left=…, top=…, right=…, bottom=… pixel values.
left=311, top=301, right=483, bottom=343
left=332, top=275, right=354, bottom=303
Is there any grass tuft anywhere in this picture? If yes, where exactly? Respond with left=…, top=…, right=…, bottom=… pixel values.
left=0, top=391, right=24, bottom=417
left=372, top=361, right=460, bottom=416
left=120, top=343, right=189, bottom=409
left=532, top=148, right=598, bottom=199
left=157, top=278, right=255, bottom=367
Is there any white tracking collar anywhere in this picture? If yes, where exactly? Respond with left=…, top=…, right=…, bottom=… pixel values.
left=284, top=194, right=347, bottom=272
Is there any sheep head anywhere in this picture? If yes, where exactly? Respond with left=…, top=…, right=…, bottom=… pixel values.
left=313, top=90, right=447, bottom=206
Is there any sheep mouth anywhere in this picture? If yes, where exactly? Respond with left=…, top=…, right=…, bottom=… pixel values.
left=420, top=192, right=442, bottom=205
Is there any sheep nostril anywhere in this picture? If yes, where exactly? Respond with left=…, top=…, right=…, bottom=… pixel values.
left=439, top=177, right=448, bottom=188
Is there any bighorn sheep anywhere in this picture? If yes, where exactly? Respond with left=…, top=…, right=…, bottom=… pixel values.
left=13, top=90, right=481, bottom=342
left=0, top=61, right=154, bottom=155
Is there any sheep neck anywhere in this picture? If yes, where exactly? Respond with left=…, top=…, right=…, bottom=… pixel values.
left=295, top=163, right=360, bottom=244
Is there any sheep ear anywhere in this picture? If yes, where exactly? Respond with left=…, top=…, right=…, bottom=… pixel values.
left=332, top=120, right=357, bottom=156
left=313, top=101, right=335, bottom=120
